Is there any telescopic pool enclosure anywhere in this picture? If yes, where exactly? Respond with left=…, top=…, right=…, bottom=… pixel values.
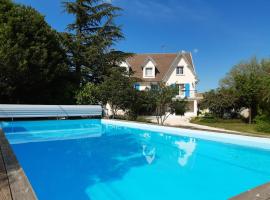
left=0, top=104, right=102, bottom=119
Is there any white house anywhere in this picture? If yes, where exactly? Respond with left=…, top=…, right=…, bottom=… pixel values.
left=120, top=51, right=199, bottom=116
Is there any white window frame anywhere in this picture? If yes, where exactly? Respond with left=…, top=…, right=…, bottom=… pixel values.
left=176, top=66, right=184, bottom=75
left=178, top=84, right=185, bottom=95
left=143, top=66, right=155, bottom=78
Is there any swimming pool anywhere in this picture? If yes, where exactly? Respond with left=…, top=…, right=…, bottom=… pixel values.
left=1, top=119, right=270, bottom=200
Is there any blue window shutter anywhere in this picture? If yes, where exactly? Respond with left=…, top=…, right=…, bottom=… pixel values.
left=134, top=83, right=140, bottom=90
left=185, top=83, right=190, bottom=97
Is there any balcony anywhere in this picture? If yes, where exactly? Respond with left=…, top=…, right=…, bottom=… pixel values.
left=175, top=90, right=197, bottom=99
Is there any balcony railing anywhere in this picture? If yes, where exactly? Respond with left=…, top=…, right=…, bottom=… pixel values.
left=175, top=90, right=197, bottom=99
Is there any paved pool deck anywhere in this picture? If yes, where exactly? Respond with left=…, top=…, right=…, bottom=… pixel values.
left=145, top=115, right=241, bottom=132
left=145, top=115, right=270, bottom=138
left=0, top=129, right=36, bottom=200
left=230, top=182, right=270, bottom=200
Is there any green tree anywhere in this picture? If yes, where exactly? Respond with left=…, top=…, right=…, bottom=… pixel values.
left=76, top=82, right=100, bottom=104
left=123, top=89, right=142, bottom=120
left=261, top=60, right=270, bottom=107
left=63, top=0, right=131, bottom=85
left=98, top=68, right=135, bottom=118
left=150, top=83, right=178, bottom=125
left=138, top=91, right=157, bottom=115
left=124, top=89, right=157, bottom=120
left=171, top=99, right=188, bottom=116
left=0, top=0, right=74, bottom=104
left=220, top=58, right=263, bottom=123
left=200, top=88, right=237, bottom=118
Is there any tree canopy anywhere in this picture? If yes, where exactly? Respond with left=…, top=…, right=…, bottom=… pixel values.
left=149, top=83, right=179, bottom=125
left=202, top=57, right=270, bottom=127
left=0, top=0, right=132, bottom=105
left=0, top=0, right=74, bottom=104
left=63, top=0, right=132, bottom=85
left=220, top=58, right=267, bottom=122
left=76, top=82, right=100, bottom=105
left=201, top=88, right=237, bottom=118
left=98, top=68, right=136, bottom=118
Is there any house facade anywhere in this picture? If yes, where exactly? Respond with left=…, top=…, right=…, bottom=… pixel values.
left=120, top=51, right=199, bottom=116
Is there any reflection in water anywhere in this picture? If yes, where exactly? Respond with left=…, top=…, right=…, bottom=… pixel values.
left=142, top=145, right=156, bottom=164
left=142, top=133, right=150, bottom=138
left=140, top=132, right=156, bottom=164
left=175, top=138, right=196, bottom=167
left=4, top=120, right=104, bottom=144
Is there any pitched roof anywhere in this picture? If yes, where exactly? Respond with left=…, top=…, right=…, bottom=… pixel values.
left=126, top=52, right=194, bottom=82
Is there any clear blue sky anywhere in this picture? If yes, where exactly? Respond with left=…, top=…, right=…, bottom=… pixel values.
left=14, top=0, right=270, bottom=92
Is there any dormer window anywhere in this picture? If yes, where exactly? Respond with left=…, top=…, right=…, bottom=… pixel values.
left=143, top=59, right=156, bottom=78
left=176, top=66, right=184, bottom=75
left=119, top=61, right=130, bottom=73
left=145, top=67, right=153, bottom=77
left=121, top=66, right=129, bottom=73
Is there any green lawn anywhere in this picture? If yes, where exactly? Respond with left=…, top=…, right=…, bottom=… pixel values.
left=190, top=118, right=270, bottom=136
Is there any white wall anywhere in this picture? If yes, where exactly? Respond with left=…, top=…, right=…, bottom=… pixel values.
left=165, top=58, right=197, bottom=98
left=105, top=103, right=126, bottom=116
left=184, top=100, right=198, bottom=117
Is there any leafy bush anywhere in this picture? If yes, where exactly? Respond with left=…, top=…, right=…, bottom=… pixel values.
left=149, top=83, right=179, bottom=125
left=200, top=88, right=237, bottom=118
left=255, top=114, right=270, bottom=133
left=125, top=90, right=154, bottom=120
left=76, top=83, right=100, bottom=105
left=171, top=100, right=188, bottom=116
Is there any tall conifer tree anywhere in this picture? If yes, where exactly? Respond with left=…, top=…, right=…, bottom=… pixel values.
left=63, top=0, right=131, bottom=84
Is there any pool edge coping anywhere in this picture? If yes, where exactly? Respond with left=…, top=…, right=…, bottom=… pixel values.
left=0, top=129, right=37, bottom=200
left=102, top=119, right=270, bottom=150
left=103, top=118, right=270, bottom=137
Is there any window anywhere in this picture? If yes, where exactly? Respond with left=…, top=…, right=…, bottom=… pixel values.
left=145, top=67, right=153, bottom=77
left=121, top=66, right=129, bottom=73
left=119, top=62, right=129, bottom=73
left=179, top=84, right=185, bottom=91
left=176, top=66, right=184, bottom=75
left=176, top=84, right=185, bottom=95
left=134, top=83, right=140, bottom=90
left=151, top=84, right=159, bottom=90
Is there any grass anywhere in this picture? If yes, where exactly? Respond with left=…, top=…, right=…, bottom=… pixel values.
left=191, top=117, right=270, bottom=136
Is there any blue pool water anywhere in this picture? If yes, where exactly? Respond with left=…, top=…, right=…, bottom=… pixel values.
left=1, top=119, right=270, bottom=200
